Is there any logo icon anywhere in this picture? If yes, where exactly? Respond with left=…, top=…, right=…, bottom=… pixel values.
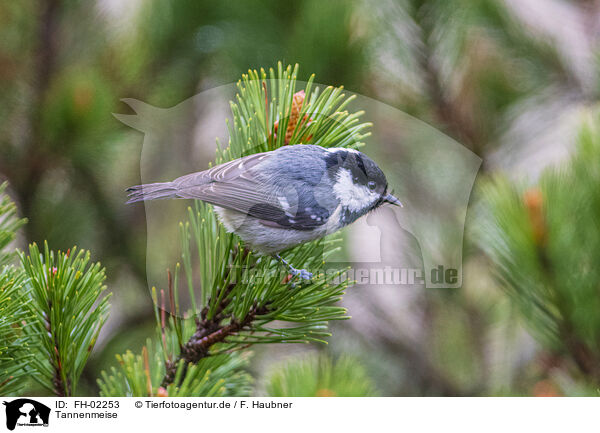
left=2, top=399, right=50, bottom=431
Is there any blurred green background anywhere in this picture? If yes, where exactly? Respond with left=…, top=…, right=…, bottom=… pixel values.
left=2, top=0, right=600, bottom=396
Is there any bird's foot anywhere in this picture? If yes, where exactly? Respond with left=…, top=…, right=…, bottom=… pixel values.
left=290, top=267, right=313, bottom=281
left=274, top=254, right=313, bottom=282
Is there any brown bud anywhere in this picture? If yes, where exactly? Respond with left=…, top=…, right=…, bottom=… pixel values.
left=523, top=188, right=546, bottom=246
left=285, top=90, right=305, bottom=144
left=272, top=90, right=313, bottom=145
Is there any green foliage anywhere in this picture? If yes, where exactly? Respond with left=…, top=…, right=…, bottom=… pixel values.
left=478, top=116, right=600, bottom=380
left=0, top=185, right=114, bottom=396
left=0, top=183, right=26, bottom=267
left=223, top=63, right=371, bottom=156
left=98, top=63, right=368, bottom=396
left=0, top=268, right=31, bottom=396
left=97, top=339, right=252, bottom=397
left=19, top=242, right=111, bottom=396
left=2, top=0, right=599, bottom=397
left=175, top=202, right=349, bottom=348
left=0, top=184, right=31, bottom=396
left=266, top=354, right=377, bottom=397
left=173, top=63, right=364, bottom=348
left=375, top=0, right=578, bottom=153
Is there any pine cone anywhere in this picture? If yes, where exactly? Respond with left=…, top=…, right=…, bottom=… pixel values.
left=273, top=90, right=313, bottom=145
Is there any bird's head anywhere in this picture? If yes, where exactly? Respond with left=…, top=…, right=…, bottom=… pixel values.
left=326, top=148, right=402, bottom=223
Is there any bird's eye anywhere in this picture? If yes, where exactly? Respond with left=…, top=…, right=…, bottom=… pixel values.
left=368, top=180, right=376, bottom=190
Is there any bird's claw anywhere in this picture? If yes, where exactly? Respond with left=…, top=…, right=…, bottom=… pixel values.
left=291, top=268, right=313, bottom=281
left=274, top=254, right=312, bottom=282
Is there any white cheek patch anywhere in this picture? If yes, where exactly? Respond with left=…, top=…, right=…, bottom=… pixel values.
left=333, top=169, right=379, bottom=212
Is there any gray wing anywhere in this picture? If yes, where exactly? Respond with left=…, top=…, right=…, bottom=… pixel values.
left=171, top=152, right=330, bottom=230
left=172, top=152, right=279, bottom=216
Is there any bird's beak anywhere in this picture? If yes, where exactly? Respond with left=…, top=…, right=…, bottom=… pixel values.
left=383, top=193, right=403, bottom=207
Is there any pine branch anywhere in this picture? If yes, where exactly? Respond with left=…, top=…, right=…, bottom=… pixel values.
left=266, top=354, right=377, bottom=397
left=161, top=247, right=256, bottom=387
left=100, top=62, right=364, bottom=396
left=97, top=338, right=252, bottom=397
left=0, top=182, right=27, bottom=267
left=0, top=267, right=33, bottom=396
left=478, top=116, right=600, bottom=383
left=0, top=183, right=31, bottom=396
left=162, top=300, right=268, bottom=388
left=19, top=242, right=111, bottom=396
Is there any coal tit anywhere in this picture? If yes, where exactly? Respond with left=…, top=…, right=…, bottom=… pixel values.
left=127, top=144, right=402, bottom=279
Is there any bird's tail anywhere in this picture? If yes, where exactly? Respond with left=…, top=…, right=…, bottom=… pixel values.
left=126, top=182, right=178, bottom=203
